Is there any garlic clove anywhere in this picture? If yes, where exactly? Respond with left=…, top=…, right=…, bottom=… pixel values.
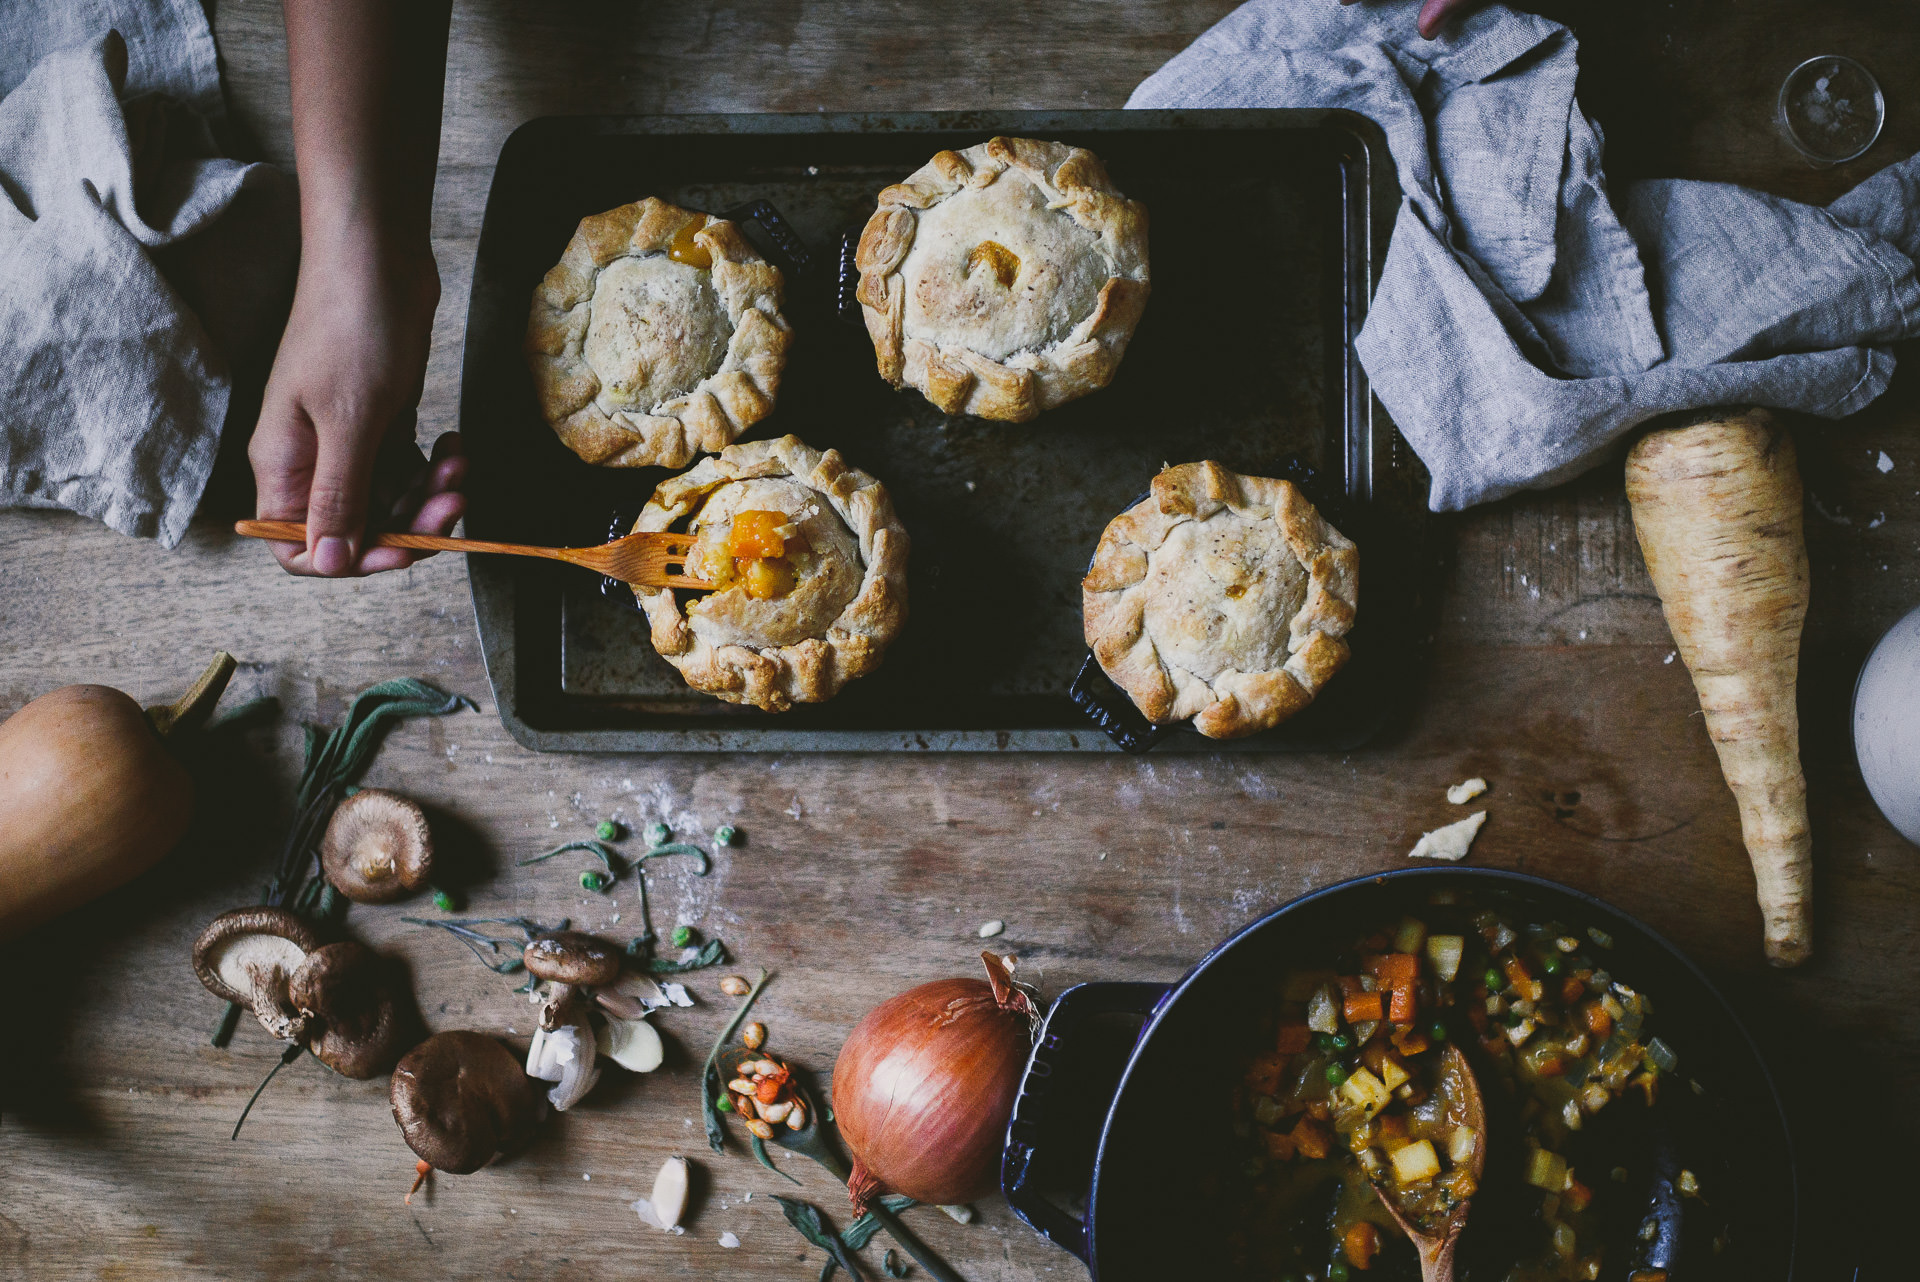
left=645, top=1156, right=690, bottom=1231
left=596, top=1015, right=665, bottom=1073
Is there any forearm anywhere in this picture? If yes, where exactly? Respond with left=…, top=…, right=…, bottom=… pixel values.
left=283, top=0, right=452, bottom=268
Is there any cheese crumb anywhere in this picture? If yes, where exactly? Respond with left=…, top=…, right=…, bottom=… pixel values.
left=719, top=1232, right=741, bottom=1249
left=1408, top=811, right=1488, bottom=862
left=1877, top=451, right=1894, bottom=473
left=978, top=920, right=1006, bottom=939
left=1446, top=777, right=1488, bottom=805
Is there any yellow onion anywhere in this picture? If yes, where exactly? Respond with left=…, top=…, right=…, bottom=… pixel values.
left=831, top=952, right=1037, bottom=1214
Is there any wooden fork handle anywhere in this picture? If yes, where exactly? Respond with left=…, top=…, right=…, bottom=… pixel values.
left=234, top=520, right=568, bottom=560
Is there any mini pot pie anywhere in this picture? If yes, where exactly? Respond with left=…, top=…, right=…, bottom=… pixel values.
left=633, top=435, right=909, bottom=712
left=526, top=197, right=791, bottom=469
left=855, top=136, right=1149, bottom=422
left=1083, top=462, right=1359, bottom=740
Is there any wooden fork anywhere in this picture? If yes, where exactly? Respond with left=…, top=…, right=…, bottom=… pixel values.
left=233, top=520, right=714, bottom=589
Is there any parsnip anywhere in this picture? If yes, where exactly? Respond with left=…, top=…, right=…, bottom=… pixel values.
left=1625, top=410, right=1812, bottom=966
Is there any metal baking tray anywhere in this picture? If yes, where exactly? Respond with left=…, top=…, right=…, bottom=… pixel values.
left=461, top=110, right=1431, bottom=752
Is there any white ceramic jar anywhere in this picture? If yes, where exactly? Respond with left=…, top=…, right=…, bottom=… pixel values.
left=1855, top=602, right=1920, bottom=846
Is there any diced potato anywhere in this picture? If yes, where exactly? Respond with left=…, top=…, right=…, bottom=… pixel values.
left=1252, top=1095, right=1286, bottom=1127
left=1378, top=1056, right=1410, bottom=1093
left=1505, top=1017, right=1538, bottom=1047
left=1307, top=984, right=1340, bottom=1034
left=1339, top=1068, right=1393, bottom=1118
left=1525, top=1147, right=1569, bottom=1192
left=1393, top=917, right=1428, bottom=954
left=1448, top=1125, right=1477, bottom=1164
left=1390, top=1139, right=1442, bottom=1185
left=1426, top=934, right=1464, bottom=982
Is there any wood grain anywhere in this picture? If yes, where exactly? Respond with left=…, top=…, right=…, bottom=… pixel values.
left=3, top=2, right=1918, bottom=1279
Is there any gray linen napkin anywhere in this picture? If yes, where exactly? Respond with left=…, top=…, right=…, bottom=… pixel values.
left=1129, top=1, right=1920, bottom=510
left=0, top=11, right=293, bottom=546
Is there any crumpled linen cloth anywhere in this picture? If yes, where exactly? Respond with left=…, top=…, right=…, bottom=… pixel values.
left=0, top=7, right=294, bottom=546
left=1130, top=1, right=1920, bottom=511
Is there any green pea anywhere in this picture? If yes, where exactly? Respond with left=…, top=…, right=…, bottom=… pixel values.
left=580, top=870, right=610, bottom=893
left=1541, top=953, right=1564, bottom=977
left=1328, top=1261, right=1351, bottom=1282
left=1484, top=967, right=1505, bottom=992
left=646, top=821, right=672, bottom=846
left=671, top=925, right=694, bottom=948
left=1313, top=1032, right=1336, bottom=1054
left=1328, top=1032, right=1353, bottom=1053
left=1428, top=1021, right=1448, bottom=1042
left=714, top=824, right=739, bottom=846
left=1325, top=1063, right=1350, bottom=1088
left=431, top=889, right=455, bottom=913
left=596, top=820, right=621, bottom=842
left=715, top=1094, right=734, bottom=1113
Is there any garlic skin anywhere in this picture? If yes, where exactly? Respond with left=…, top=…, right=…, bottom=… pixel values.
left=526, top=1021, right=601, bottom=1110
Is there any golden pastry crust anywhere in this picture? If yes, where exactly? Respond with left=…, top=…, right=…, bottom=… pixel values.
left=633, top=436, right=909, bottom=711
left=1083, top=462, right=1358, bottom=740
left=855, top=137, right=1149, bottom=422
left=525, top=197, right=791, bottom=468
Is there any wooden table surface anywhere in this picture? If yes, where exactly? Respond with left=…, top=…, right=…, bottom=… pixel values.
left=3, top=2, right=1916, bottom=1278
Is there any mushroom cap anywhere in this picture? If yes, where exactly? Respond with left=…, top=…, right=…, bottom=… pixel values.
left=523, top=931, right=623, bottom=986
left=192, top=908, right=322, bottom=1008
left=390, top=1031, right=539, bottom=1174
left=289, top=941, right=412, bottom=1079
left=320, top=788, right=433, bottom=904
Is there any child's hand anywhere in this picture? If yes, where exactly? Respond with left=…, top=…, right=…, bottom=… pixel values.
left=248, top=244, right=464, bottom=576
left=1342, top=0, right=1485, bottom=40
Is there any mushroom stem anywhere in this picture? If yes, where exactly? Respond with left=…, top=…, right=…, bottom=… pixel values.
left=539, top=984, right=580, bottom=1032
left=247, top=965, right=309, bottom=1044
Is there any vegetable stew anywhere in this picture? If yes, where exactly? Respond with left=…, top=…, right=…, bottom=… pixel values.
left=1226, top=899, right=1703, bottom=1280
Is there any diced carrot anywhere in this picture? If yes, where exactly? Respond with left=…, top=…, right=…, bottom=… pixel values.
left=1563, top=1178, right=1593, bottom=1212
left=1344, top=991, right=1385, bottom=1023
left=1291, top=1116, right=1332, bottom=1160
left=1581, top=1000, right=1613, bottom=1037
left=1375, top=954, right=1420, bottom=988
left=1306, top=1099, right=1332, bottom=1122
left=1337, top=974, right=1368, bottom=996
left=1467, top=1005, right=1489, bottom=1034
left=1560, top=976, right=1586, bottom=1005
left=1504, top=958, right=1545, bottom=1002
left=1389, top=983, right=1417, bottom=1025
left=1391, top=1027, right=1431, bottom=1057
left=1534, top=1055, right=1569, bottom=1078
left=1376, top=1112, right=1409, bottom=1143
left=1276, top=1023, right=1313, bottom=1055
left=1264, top=1129, right=1297, bottom=1161
left=1245, top=1052, right=1286, bottom=1096
left=1344, top=1222, right=1381, bottom=1270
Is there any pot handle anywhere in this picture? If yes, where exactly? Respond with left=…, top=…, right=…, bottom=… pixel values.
left=1002, top=981, right=1172, bottom=1264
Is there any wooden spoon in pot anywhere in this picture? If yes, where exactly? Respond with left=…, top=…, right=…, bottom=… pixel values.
left=1369, top=1043, right=1487, bottom=1282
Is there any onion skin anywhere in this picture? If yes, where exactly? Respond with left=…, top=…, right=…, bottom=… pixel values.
left=0, top=685, right=193, bottom=939
left=832, top=970, right=1034, bottom=1213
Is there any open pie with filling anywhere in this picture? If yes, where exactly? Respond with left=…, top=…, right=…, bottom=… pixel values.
left=526, top=197, right=791, bottom=468
left=1083, top=462, right=1359, bottom=740
left=633, top=436, right=909, bottom=711
left=855, top=136, right=1150, bottom=422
